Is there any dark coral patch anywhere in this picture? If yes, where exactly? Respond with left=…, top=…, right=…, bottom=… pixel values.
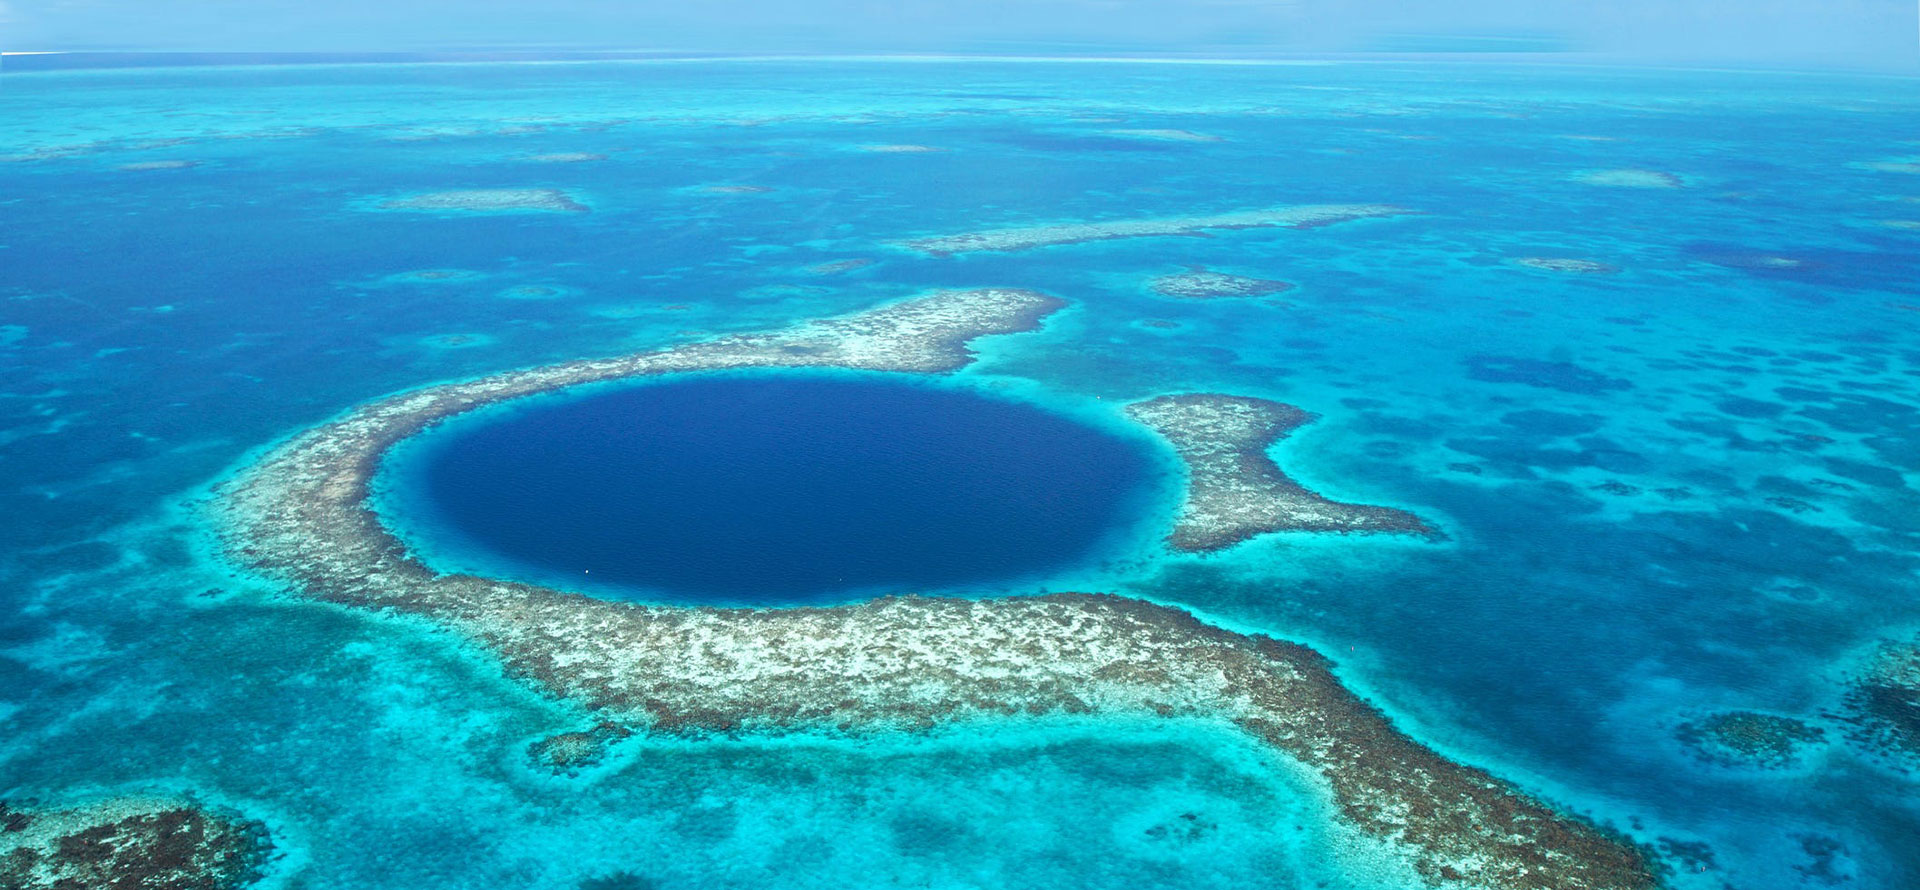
left=1823, top=457, right=1906, bottom=490
left=1675, top=711, right=1825, bottom=768
left=1844, top=639, right=1920, bottom=762
left=1715, top=396, right=1786, bottom=419
left=0, top=799, right=271, bottom=890
left=1500, top=410, right=1606, bottom=437
left=1465, top=355, right=1632, bottom=395
left=530, top=722, right=634, bottom=775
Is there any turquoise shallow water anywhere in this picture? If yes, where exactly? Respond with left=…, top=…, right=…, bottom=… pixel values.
left=3, top=58, right=1919, bottom=888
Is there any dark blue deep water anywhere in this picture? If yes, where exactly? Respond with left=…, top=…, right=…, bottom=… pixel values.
left=402, top=375, right=1155, bottom=601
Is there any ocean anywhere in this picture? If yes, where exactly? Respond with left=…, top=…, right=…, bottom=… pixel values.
left=2, top=57, right=1918, bottom=889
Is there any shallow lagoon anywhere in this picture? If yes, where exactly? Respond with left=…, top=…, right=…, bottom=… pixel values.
left=2, top=57, right=1919, bottom=889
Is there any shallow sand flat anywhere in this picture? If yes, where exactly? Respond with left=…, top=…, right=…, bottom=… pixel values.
left=900, top=204, right=1413, bottom=256
left=210, top=289, right=1654, bottom=890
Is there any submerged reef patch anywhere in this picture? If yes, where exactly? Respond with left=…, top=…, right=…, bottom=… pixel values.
left=377, top=188, right=589, bottom=213
left=1573, top=169, right=1683, bottom=188
left=1512, top=257, right=1619, bottom=274
left=1465, top=355, right=1633, bottom=396
left=1125, top=394, right=1434, bottom=550
left=117, top=159, right=198, bottom=171
left=1857, top=158, right=1920, bottom=175
left=497, top=284, right=573, bottom=300
left=1843, top=637, right=1920, bottom=762
left=806, top=258, right=876, bottom=275
left=899, top=204, right=1412, bottom=256
left=1674, top=711, right=1825, bottom=769
left=1149, top=268, right=1295, bottom=300
left=1105, top=128, right=1222, bottom=142
left=530, top=722, right=635, bottom=775
left=385, top=268, right=486, bottom=285
left=213, top=290, right=1654, bottom=890
left=0, top=797, right=272, bottom=890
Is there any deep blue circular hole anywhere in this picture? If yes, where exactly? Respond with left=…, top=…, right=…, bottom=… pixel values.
left=396, top=374, right=1159, bottom=603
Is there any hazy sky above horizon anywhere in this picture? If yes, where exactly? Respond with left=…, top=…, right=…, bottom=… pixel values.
left=2, top=0, right=1915, bottom=70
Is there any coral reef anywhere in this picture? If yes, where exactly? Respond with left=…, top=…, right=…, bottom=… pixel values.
left=211, top=290, right=1651, bottom=890
left=1674, top=711, right=1825, bottom=768
left=1843, top=637, right=1920, bottom=760
left=388, top=268, right=485, bottom=284
left=0, top=797, right=271, bottom=890
left=1858, top=159, right=1920, bottom=174
left=1513, top=257, right=1619, bottom=274
left=1573, top=169, right=1683, bottom=188
left=530, top=722, right=635, bottom=775
left=806, top=259, right=876, bottom=275
left=378, top=188, right=589, bottom=213
left=1125, top=394, right=1434, bottom=550
left=1105, top=129, right=1221, bottom=142
left=498, top=285, right=569, bottom=300
left=900, top=204, right=1412, bottom=256
left=1149, top=268, right=1295, bottom=299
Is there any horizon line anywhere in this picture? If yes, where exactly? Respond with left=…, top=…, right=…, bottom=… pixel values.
left=2, top=49, right=1913, bottom=78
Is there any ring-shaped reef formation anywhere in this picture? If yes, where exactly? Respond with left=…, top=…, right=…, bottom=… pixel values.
left=211, top=288, right=1657, bottom=890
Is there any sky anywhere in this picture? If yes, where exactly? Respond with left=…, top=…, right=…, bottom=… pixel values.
left=0, top=0, right=1915, bottom=70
